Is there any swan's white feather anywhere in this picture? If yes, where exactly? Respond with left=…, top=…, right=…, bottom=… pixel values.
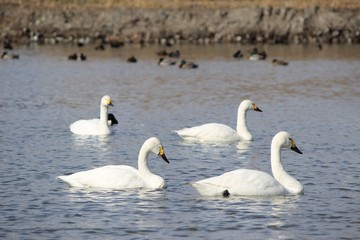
left=70, top=119, right=110, bottom=135
left=191, top=131, right=303, bottom=197
left=175, top=99, right=262, bottom=142
left=58, top=165, right=147, bottom=189
left=69, top=95, right=113, bottom=136
left=191, top=169, right=285, bottom=197
left=58, top=137, right=169, bottom=190
left=175, top=123, right=241, bottom=142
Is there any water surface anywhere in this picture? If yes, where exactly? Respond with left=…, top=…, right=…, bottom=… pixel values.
left=0, top=43, right=359, bottom=239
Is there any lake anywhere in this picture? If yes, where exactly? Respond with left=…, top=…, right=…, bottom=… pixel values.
left=0, top=43, right=359, bottom=239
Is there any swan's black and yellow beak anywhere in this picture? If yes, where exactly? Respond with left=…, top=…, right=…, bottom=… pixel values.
left=252, top=103, right=262, bottom=112
left=106, top=98, right=114, bottom=106
left=290, top=139, right=303, bottom=154
left=158, top=147, right=169, bottom=164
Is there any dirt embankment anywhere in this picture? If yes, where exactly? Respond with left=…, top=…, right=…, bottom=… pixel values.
left=1, top=2, right=360, bottom=45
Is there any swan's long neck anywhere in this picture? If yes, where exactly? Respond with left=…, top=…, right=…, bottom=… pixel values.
left=236, top=106, right=252, bottom=141
left=99, top=104, right=109, bottom=125
left=138, top=146, right=152, bottom=177
left=271, top=142, right=303, bottom=194
left=137, top=143, right=165, bottom=189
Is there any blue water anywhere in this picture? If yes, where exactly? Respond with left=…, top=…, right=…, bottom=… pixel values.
left=0, top=44, right=359, bottom=239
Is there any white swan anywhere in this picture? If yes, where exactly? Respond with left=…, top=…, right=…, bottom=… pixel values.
left=58, top=137, right=170, bottom=189
left=175, top=100, right=262, bottom=142
left=70, top=95, right=113, bottom=135
left=191, top=131, right=303, bottom=197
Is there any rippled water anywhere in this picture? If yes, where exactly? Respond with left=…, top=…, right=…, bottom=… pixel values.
left=1, top=43, right=359, bottom=239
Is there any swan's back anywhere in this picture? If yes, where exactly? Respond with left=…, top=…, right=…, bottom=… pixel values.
left=192, top=169, right=286, bottom=197
left=175, top=123, right=241, bottom=142
left=58, top=165, right=147, bottom=189
left=70, top=119, right=110, bottom=135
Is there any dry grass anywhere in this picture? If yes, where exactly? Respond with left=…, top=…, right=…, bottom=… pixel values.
left=1, top=0, right=360, bottom=9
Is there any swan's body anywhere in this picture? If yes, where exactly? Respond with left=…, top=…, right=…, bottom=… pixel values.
left=70, top=95, right=113, bottom=135
left=175, top=100, right=262, bottom=142
left=58, top=137, right=169, bottom=189
left=191, top=131, right=303, bottom=197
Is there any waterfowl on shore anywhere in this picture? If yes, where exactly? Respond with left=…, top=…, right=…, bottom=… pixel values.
left=179, top=60, right=198, bottom=69
left=68, top=53, right=87, bottom=61
left=156, top=50, right=168, bottom=56
left=127, top=56, right=137, bottom=63
left=175, top=100, right=262, bottom=142
left=95, top=44, right=105, bottom=50
left=272, top=58, right=288, bottom=66
left=77, top=42, right=84, bottom=47
left=168, top=50, right=180, bottom=58
left=317, top=43, right=323, bottom=51
left=233, top=50, right=243, bottom=59
left=68, top=53, right=77, bottom=60
left=156, top=49, right=181, bottom=58
left=3, top=40, right=13, bottom=50
left=158, top=58, right=177, bottom=66
left=58, top=137, right=170, bottom=190
left=109, top=40, right=124, bottom=48
left=69, top=95, right=113, bottom=135
left=1, top=51, right=19, bottom=59
left=191, top=131, right=303, bottom=197
left=107, top=113, right=118, bottom=126
left=248, top=48, right=267, bottom=61
left=80, top=53, right=87, bottom=61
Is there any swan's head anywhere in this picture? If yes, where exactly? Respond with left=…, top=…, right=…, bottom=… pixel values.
left=240, top=99, right=262, bottom=112
left=273, top=131, right=303, bottom=154
left=146, top=137, right=170, bottom=164
left=101, top=95, right=113, bottom=107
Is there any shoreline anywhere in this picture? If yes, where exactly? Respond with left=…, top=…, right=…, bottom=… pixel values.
left=1, top=4, right=360, bottom=46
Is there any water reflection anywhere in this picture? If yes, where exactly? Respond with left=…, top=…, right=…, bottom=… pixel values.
left=61, top=187, right=168, bottom=229
left=267, top=195, right=302, bottom=238
left=65, top=187, right=165, bottom=201
left=268, top=195, right=302, bottom=221
left=196, top=193, right=301, bottom=206
left=71, top=134, right=111, bottom=152
left=178, top=138, right=243, bottom=148
left=236, top=141, right=251, bottom=155
left=62, top=188, right=167, bottom=212
left=194, top=193, right=302, bottom=236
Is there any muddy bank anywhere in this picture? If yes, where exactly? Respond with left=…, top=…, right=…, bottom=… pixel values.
left=1, top=4, right=360, bottom=45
